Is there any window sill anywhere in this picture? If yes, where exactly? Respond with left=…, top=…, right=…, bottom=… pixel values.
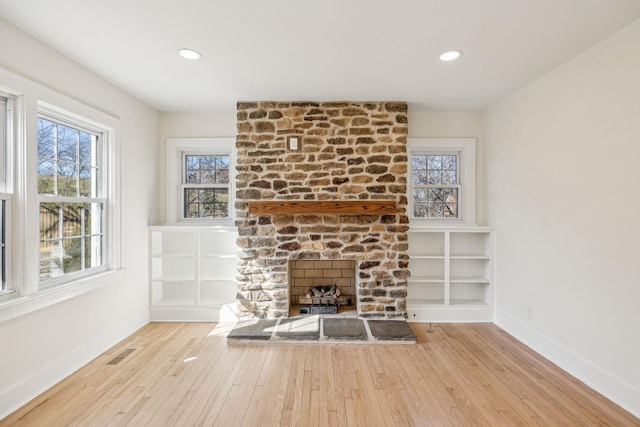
left=410, top=218, right=470, bottom=226
left=0, top=268, right=124, bottom=324
left=152, top=223, right=237, bottom=232
left=165, top=219, right=235, bottom=227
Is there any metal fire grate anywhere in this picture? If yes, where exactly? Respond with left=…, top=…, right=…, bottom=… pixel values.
left=300, top=305, right=338, bottom=314
left=298, top=295, right=350, bottom=305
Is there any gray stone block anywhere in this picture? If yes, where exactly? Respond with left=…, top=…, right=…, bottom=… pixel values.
left=276, top=318, right=320, bottom=340
left=227, top=320, right=277, bottom=340
left=323, top=318, right=367, bottom=340
left=367, top=320, right=416, bottom=341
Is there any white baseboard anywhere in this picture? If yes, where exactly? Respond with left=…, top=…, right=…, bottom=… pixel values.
left=0, top=310, right=149, bottom=420
left=407, top=304, right=493, bottom=323
left=150, top=303, right=238, bottom=323
left=494, top=309, right=640, bottom=418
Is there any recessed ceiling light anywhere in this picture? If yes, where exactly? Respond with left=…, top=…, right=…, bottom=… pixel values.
left=178, top=48, right=202, bottom=60
left=439, top=50, right=463, bottom=62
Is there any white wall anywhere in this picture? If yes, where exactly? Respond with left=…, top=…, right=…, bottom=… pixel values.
left=484, top=20, right=640, bottom=416
left=157, top=112, right=235, bottom=224
left=409, top=111, right=485, bottom=225
left=0, top=19, right=159, bottom=417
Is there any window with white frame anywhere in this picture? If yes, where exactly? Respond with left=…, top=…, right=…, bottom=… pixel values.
left=0, top=95, right=10, bottom=293
left=166, top=138, right=234, bottom=224
left=408, top=138, right=476, bottom=224
left=412, top=153, right=460, bottom=219
left=37, top=112, right=106, bottom=282
left=183, top=153, right=230, bottom=219
left=0, top=70, right=121, bottom=321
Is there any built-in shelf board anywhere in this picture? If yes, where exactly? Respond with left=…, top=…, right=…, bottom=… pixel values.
left=247, top=200, right=396, bottom=215
left=408, top=277, right=446, bottom=283
left=407, top=227, right=494, bottom=323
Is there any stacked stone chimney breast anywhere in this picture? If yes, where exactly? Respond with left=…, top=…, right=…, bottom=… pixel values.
left=235, top=101, right=409, bottom=319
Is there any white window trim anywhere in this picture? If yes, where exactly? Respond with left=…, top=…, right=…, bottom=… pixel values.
left=0, top=81, right=24, bottom=302
left=0, top=94, right=12, bottom=296
left=0, top=66, right=121, bottom=324
left=166, top=138, right=235, bottom=225
left=36, top=102, right=116, bottom=287
left=408, top=138, right=476, bottom=225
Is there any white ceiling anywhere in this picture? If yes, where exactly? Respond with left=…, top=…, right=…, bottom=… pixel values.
left=1, top=0, right=640, bottom=112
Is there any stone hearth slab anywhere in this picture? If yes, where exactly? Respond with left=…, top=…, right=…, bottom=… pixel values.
left=367, top=320, right=416, bottom=341
left=227, top=319, right=277, bottom=340
left=227, top=318, right=417, bottom=344
left=276, top=317, right=321, bottom=340
left=323, top=319, right=367, bottom=340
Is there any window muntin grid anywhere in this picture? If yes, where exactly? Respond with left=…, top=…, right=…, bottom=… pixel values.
left=37, top=117, right=104, bottom=280
left=412, top=153, right=460, bottom=219
left=182, top=154, right=230, bottom=219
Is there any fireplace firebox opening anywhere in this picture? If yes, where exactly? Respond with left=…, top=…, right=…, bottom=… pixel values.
left=289, top=260, right=355, bottom=315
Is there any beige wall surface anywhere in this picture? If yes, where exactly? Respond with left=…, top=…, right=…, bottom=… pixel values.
left=484, top=19, right=640, bottom=416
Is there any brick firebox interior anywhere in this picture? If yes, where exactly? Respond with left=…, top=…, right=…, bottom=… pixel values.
left=235, top=102, right=410, bottom=319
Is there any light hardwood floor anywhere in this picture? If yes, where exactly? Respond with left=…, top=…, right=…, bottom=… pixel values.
left=1, top=322, right=638, bottom=426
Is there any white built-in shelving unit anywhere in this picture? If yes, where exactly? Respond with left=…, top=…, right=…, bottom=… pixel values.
left=149, top=225, right=238, bottom=322
left=407, top=226, right=494, bottom=322
left=149, top=225, right=493, bottom=323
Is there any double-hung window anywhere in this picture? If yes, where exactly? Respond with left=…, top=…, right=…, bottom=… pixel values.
left=412, top=153, right=460, bottom=219
left=408, top=138, right=476, bottom=224
left=183, top=153, right=230, bottom=219
left=37, top=113, right=105, bottom=281
left=0, top=70, right=120, bottom=321
left=166, top=138, right=234, bottom=224
left=0, top=95, right=11, bottom=293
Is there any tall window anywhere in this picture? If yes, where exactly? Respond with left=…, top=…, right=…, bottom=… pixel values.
left=408, top=138, right=476, bottom=224
left=0, top=200, right=6, bottom=291
left=0, top=74, right=120, bottom=320
left=183, top=154, right=230, bottom=219
left=37, top=115, right=105, bottom=281
left=0, top=96, right=9, bottom=292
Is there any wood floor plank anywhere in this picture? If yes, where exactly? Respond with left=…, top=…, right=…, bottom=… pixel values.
left=258, top=346, right=292, bottom=426
left=1, top=322, right=638, bottom=427
left=170, top=329, right=229, bottom=425
left=197, top=346, right=257, bottom=425
left=432, top=331, right=532, bottom=426
left=465, top=324, right=608, bottom=425
left=446, top=324, right=574, bottom=426
left=400, top=346, right=455, bottom=426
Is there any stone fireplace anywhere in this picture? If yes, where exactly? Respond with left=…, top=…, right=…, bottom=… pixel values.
left=235, top=101, right=409, bottom=319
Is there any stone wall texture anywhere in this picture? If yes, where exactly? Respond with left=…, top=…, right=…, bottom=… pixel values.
left=235, top=101, right=409, bottom=319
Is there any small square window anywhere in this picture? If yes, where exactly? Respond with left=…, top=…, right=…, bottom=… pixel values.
left=408, top=138, right=476, bottom=224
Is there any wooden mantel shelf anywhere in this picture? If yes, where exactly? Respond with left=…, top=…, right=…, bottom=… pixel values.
left=247, top=200, right=396, bottom=215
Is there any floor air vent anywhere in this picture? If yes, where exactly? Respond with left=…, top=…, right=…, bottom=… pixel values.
left=107, top=348, right=135, bottom=365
